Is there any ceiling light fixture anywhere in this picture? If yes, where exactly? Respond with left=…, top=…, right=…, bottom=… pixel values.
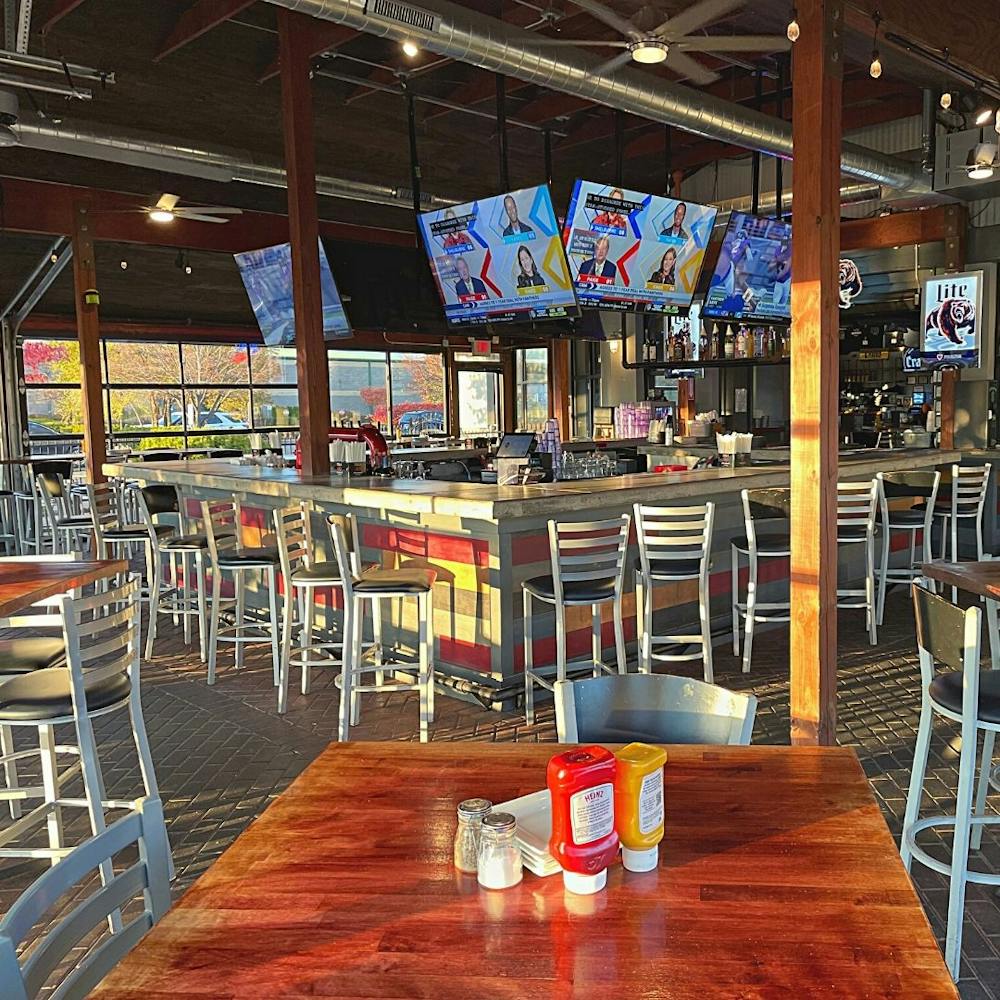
left=975, top=104, right=994, bottom=126
left=149, top=208, right=175, bottom=224
left=629, top=39, right=668, bottom=64
left=966, top=134, right=998, bottom=180
left=869, top=13, right=882, bottom=80
left=940, top=90, right=953, bottom=110
left=401, top=39, right=419, bottom=58
left=995, top=109, right=1000, bottom=135
left=119, top=259, right=128, bottom=270
left=786, top=7, right=800, bottom=42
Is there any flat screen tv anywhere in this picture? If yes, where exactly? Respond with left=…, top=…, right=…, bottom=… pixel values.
left=562, top=179, right=718, bottom=314
left=702, top=212, right=792, bottom=324
left=235, top=238, right=351, bottom=346
left=418, top=185, right=578, bottom=328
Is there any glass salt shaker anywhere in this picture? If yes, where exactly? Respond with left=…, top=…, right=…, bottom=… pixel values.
left=454, top=798, right=492, bottom=873
left=477, top=812, right=523, bottom=890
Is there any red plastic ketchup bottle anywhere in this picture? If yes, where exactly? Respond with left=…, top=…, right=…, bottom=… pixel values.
left=547, top=746, right=619, bottom=894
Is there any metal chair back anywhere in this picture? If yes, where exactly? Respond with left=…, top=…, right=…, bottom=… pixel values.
left=633, top=502, right=713, bottom=579
left=274, top=502, right=315, bottom=581
left=0, top=797, right=170, bottom=1000
left=912, top=582, right=981, bottom=689
left=547, top=515, right=631, bottom=604
left=836, top=479, right=878, bottom=540
left=877, top=470, right=940, bottom=532
left=200, top=499, right=239, bottom=567
left=949, top=463, right=991, bottom=521
left=554, top=673, right=757, bottom=745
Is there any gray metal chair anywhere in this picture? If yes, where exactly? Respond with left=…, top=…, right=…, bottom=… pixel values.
left=554, top=673, right=757, bottom=745
left=835, top=479, right=879, bottom=646
left=901, top=583, right=1000, bottom=981
left=0, top=796, right=170, bottom=1000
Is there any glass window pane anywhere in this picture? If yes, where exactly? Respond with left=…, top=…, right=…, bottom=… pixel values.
left=122, top=434, right=187, bottom=455
left=186, top=389, right=250, bottom=431
left=105, top=341, right=180, bottom=384
left=23, top=339, right=79, bottom=385
left=521, top=347, right=548, bottom=382
left=521, top=384, right=549, bottom=430
left=186, top=431, right=251, bottom=451
left=390, top=352, right=445, bottom=434
left=249, top=345, right=297, bottom=384
left=181, top=343, right=250, bottom=384
left=253, top=387, right=299, bottom=427
left=458, top=370, right=499, bottom=437
left=108, top=388, right=183, bottom=434
left=26, top=386, right=81, bottom=437
left=329, top=353, right=387, bottom=424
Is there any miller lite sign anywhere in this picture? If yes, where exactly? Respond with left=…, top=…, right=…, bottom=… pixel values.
left=909, top=269, right=985, bottom=372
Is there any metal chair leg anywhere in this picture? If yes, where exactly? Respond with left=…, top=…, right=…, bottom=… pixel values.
left=38, top=725, right=63, bottom=864
left=742, top=551, right=758, bottom=674
left=266, top=566, right=281, bottom=688
left=612, top=594, right=627, bottom=675
left=699, top=572, right=714, bottom=684
left=206, top=570, right=222, bottom=685
left=523, top=589, right=535, bottom=725
left=730, top=544, right=740, bottom=656
left=591, top=604, right=601, bottom=678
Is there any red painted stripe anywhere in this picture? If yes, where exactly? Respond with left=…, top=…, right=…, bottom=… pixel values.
left=439, top=637, right=492, bottom=673
left=363, top=523, right=490, bottom=567
left=512, top=532, right=549, bottom=566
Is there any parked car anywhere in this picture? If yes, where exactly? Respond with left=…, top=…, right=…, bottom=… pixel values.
left=167, top=411, right=248, bottom=430
left=397, top=409, right=445, bottom=435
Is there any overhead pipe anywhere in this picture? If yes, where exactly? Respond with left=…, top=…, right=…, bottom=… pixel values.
left=13, top=120, right=455, bottom=209
left=265, top=0, right=928, bottom=193
left=921, top=88, right=936, bottom=176
left=713, top=182, right=884, bottom=217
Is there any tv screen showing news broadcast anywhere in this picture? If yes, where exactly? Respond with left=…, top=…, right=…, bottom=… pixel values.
left=702, top=212, right=792, bottom=323
left=418, top=185, right=579, bottom=328
left=234, top=238, right=351, bottom=346
left=562, top=179, right=718, bottom=313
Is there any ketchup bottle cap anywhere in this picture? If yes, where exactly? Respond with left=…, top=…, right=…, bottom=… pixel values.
left=562, top=868, right=607, bottom=895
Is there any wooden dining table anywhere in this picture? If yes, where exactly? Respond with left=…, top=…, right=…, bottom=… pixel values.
left=0, top=558, right=127, bottom=617
left=91, top=742, right=957, bottom=999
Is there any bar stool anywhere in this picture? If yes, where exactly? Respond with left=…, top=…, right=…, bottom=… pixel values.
left=273, top=503, right=349, bottom=715
left=633, top=502, right=715, bottom=683
left=523, top=515, right=630, bottom=725
left=137, top=485, right=208, bottom=661
left=329, top=519, right=436, bottom=742
left=36, top=471, right=91, bottom=555
left=16, top=461, right=72, bottom=554
left=926, top=463, right=992, bottom=601
left=876, top=470, right=940, bottom=625
left=731, top=488, right=790, bottom=675
left=901, top=584, right=1000, bottom=980
left=202, top=497, right=281, bottom=688
left=835, top=479, right=879, bottom=646
left=0, top=574, right=173, bottom=879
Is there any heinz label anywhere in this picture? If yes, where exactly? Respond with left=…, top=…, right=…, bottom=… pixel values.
left=570, top=783, right=614, bottom=844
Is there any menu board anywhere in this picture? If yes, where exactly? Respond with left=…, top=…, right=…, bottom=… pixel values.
left=562, top=179, right=718, bottom=313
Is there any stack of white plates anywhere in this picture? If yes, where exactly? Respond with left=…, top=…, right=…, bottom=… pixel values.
left=495, top=789, right=559, bottom=878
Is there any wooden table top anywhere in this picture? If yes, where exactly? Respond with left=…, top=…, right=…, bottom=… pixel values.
left=0, top=454, right=85, bottom=465
left=922, top=560, right=1000, bottom=601
left=92, top=743, right=956, bottom=999
left=0, top=559, right=126, bottom=618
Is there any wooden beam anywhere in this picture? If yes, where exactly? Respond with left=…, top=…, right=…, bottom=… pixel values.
left=501, top=350, right=516, bottom=433
left=154, top=0, right=256, bottom=62
left=40, top=0, right=87, bottom=34
left=70, top=201, right=107, bottom=484
left=937, top=203, right=969, bottom=451
left=278, top=10, right=331, bottom=478
left=258, top=22, right=358, bottom=83
left=789, top=0, right=843, bottom=747
left=446, top=353, right=460, bottom=439
left=841, top=204, right=953, bottom=251
left=548, top=339, right=571, bottom=440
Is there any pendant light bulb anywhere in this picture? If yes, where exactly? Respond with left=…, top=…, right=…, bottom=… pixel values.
left=995, top=109, right=1000, bottom=134
left=786, top=9, right=799, bottom=42
left=869, top=51, right=882, bottom=79
left=940, top=90, right=952, bottom=110
left=401, top=39, right=419, bottom=58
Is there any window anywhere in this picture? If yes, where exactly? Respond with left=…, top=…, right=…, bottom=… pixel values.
left=21, top=337, right=449, bottom=449
left=571, top=340, right=601, bottom=440
left=389, top=352, right=445, bottom=434
left=515, top=347, right=549, bottom=432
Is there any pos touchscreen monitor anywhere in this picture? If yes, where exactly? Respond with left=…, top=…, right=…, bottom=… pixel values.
left=418, top=185, right=578, bottom=328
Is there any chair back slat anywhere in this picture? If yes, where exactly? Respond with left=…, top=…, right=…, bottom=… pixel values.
left=634, top=502, right=713, bottom=575
left=0, top=798, right=170, bottom=1000
left=835, top=480, right=877, bottom=530
left=555, top=674, right=756, bottom=745
left=201, top=499, right=239, bottom=563
left=548, top=515, right=630, bottom=597
left=878, top=470, right=939, bottom=533
left=949, top=463, right=991, bottom=517
left=274, top=503, right=313, bottom=578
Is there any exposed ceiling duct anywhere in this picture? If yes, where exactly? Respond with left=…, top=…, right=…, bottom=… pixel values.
left=265, top=0, right=928, bottom=194
left=12, top=120, right=456, bottom=210
left=713, top=182, right=885, bottom=216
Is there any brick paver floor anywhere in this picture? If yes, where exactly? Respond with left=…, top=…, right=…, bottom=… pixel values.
left=1, top=588, right=998, bottom=997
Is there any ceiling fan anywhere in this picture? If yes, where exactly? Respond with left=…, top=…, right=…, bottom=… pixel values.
left=528, top=0, right=791, bottom=85
left=143, top=193, right=243, bottom=225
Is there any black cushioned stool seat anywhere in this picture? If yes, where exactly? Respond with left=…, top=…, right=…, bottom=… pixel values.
left=0, top=667, right=130, bottom=722
left=930, top=670, right=1000, bottom=725
left=523, top=575, right=617, bottom=603
left=0, top=637, right=66, bottom=676
left=354, top=567, right=437, bottom=595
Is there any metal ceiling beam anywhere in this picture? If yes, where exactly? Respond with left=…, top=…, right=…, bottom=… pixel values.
left=0, top=48, right=113, bottom=82
left=0, top=235, right=68, bottom=322
left=256, top=20, right=357, bottom=82
left=154, top=0, right=258, bottom=62
left=12, top=241, right=72, bottom=329
left=0, top=67, right=90, bottom=98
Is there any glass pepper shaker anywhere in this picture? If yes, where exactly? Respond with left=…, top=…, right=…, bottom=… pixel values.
left=453, top=798, right=492, bottom=873
left=477, top=812, right=523, bottom=889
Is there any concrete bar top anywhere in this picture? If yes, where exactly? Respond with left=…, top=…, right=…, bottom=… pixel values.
left=105, top=447, right=959, bottom=523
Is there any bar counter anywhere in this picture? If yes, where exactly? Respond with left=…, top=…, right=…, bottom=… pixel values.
left=106, top=448, right=958, bottom=700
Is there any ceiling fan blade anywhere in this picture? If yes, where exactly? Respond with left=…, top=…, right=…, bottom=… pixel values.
left=570, top=0, right=642, bottom=40
left=675, top=35, right=792, bottom=52
left=175, top=206, right=243, bottom=215
left=525, top=37, right=630, bottom=46
left=664, top=48, right=721, bottom=85
left=655, top=0, right=743, bottom=41
left=155, top=192, right=180, bottom=211
left=174, top=212, right=230, bottom=224
left=590, top=50, right=636, bottom=75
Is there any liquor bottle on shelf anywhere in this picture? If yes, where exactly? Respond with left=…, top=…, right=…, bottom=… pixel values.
left=735, top=325, right=746, bottom=359
left=715, top=323, right=724, bottom=360
left=672, top=325, right=685, bottom=362
left=698, top=327, right=708, bottom=361
left=724, top=325, right=735, bottom=359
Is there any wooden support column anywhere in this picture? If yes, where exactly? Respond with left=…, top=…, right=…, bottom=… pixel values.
left=549, top=339, right=571, bottom=440
left=501, top=350, right=516, bottom=432
left=278, top=10, right=331, bottom=477
left=71, top=201, right=107, bottom=484
left=789, top=0, right=843, bottom=746
left=446, top=352, right=460, bottom=438
left=938, top=203, right=969, bottom=450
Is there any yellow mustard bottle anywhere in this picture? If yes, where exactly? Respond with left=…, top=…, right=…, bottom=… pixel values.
left=614, top=742, right=667, bottom=872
